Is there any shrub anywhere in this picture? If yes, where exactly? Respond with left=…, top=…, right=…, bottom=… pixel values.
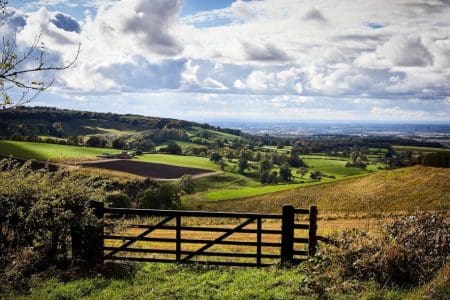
left=209, top=152, right=222, bottom=163
left=105, top=192, right=131, bottom=208
left=319, top=212, right=450, bottom=287
left=0, top=159, right=103, bottom=291
left=310, top=170, right=322, bottom=180
left=279, top=163, right=292, bottom=181
left=139, top=182, right=180, bottom=209
left=179, top=174, right=195, bottom=194
left=160, top=142, right=182, bottom=155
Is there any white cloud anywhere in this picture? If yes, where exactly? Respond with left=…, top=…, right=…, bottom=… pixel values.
left=234, top=67, right=304, bottom=93
left=5, top=0, right=450, bottom=121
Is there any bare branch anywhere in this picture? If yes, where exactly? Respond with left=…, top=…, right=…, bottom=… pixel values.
left=0, top=29, right=80, bottom=108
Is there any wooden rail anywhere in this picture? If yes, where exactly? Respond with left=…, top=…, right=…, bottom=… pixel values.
left=72, top=203, right=318, bottom=267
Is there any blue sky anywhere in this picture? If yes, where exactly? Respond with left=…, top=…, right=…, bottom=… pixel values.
left=2, top=0, right=450, bottom=122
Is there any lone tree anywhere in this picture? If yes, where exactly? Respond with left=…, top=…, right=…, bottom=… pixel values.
left=209, top=151, right=222, bottom=163
left=0, top=0, right=79, bottom=109
left=279, top=163, right=292, bottom=181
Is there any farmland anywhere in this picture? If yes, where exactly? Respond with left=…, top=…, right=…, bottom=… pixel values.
left=81, top=160, right=215, bottom=179
left=192, top=165, right=450, bottom=214
left=0, top=140, right=388, bottom=199
left=0, top=140, right=120, bottom=161
left=137, top=154, right=221, bottom=171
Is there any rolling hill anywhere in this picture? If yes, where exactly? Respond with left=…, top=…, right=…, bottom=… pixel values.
left=190, top=165, right=450, bottom=214
left=0, top=106, right=244, bottom=148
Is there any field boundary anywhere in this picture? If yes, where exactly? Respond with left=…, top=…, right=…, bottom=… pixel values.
left=72, top=203, right=318, bottom=267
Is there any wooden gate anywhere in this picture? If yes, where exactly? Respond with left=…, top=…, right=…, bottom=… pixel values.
left=73, top=203, right=318, bottom=267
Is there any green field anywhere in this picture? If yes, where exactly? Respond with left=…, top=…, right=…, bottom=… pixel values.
left=301, top=156, right=382, bottom=178
left=3, top=118, right=140, bottom=136
left=155, top=141, right=203, bottom=151
left=137, top=153, right=221, bottom=171
left=184, top=154, right=386, bottom=202
left=10, top=262, right=419, bottom=300
left=0, top=140, right=120, bottom=161
left=0, top=141, right=386, bottom=203
left=200, top=181, right=324, bottom=201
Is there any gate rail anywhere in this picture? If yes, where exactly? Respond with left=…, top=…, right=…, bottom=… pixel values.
left=72, top=203, right=318, bottom=267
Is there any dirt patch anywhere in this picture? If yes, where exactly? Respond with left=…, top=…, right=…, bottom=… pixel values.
left=81, top=159, right=215, bottom=179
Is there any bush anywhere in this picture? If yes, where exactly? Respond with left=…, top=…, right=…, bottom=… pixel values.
left=319, top=212, right=449, bottom=287
left=209, top=152, right=222, bottom=163
left=105, top=192, right=131, bottom=208
left=279, top=163, right=292, bottom=181
left=310, top=170, right=322, bottom=180
left=159, top=142, right=182, bottom=155
left=0, top=159, right=103, bottom=291
left=139, top=182, right=180, bottom=209
left=179, top=174, right=195, bottom=194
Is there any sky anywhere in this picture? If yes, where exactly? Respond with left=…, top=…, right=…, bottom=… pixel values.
left=2, top=0, right=450, bottom=123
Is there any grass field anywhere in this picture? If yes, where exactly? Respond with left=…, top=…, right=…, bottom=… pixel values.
left=12, top=262, right=417, bottom=300
left=184, top=154, right=385, bottom=203
left=200, top=183, right=310, bottom=201
left=301, top=156, right=381, bottom=178
left=0, top=140, right=120, bottom=161
left=137, top=153, right=221, bottom=171
left=3, top=118, right=141, bottom=136
left=192, top=165, right=450, bottom=214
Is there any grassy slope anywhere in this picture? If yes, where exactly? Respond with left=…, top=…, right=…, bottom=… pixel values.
left=137, top=154, right=221, bottom=171
left=192, top=166, right=450, bottom=213
left=190, top=155, right=385, bottom=202
left=4, top=118, right=140, bottom=136
left=14, top=263, right=410, bottom=300
left=0, top=140, right=120, bottom=161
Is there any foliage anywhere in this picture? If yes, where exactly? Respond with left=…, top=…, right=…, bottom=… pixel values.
left=318, top=212, right=449, bottom=287
left=209, top=151, right=222, bottom=163
left=345, top=150, right=367, bottom=169
left=105, top=192, right=131, bottom=208
left=138, top=182, right=180, bottom=209
left=237, top=156, right=249, bottom=174
left=420, top=151, right=450, bottom=168
left=279, top=163, right=292, bottom=181
left=159, top=141, right=182, bottom=155
left=309, top=170, right=322, bottom=180
left=0, top=158, right=103, bottom=292
left=260, top=170, right=278, bottom=185
left=179, top=174, right=195, bottom=194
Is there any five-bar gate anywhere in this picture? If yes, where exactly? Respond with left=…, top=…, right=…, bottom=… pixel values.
left=73, top=203, right=318, bottom=267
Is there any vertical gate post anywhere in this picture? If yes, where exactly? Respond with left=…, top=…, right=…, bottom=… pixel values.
left=71, top=201, right=104, bottom=266
left=176, top=215, right=181, bottom=262
left=308, top=205, right=318, bottom=256
left=280, top=204, right=295, bottom=265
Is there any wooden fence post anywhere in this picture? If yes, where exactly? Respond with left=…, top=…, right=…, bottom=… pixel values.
left=280, top=204, right=295, bottom=265
left=308, top=205, right=318, bottom=256
left=71, top=201, right=104, bottom=266
left=176, top=215, right=181, bottom=262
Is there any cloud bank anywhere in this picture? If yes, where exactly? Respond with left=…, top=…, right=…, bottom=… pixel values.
left=3, top=0, right=450, bottom=121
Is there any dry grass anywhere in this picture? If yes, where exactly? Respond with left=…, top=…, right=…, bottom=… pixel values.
left=190, top=166, right=450, bottom=214
left=72, top=166, right=145, bottom=182
left=103, top=216, right=383, bottom=264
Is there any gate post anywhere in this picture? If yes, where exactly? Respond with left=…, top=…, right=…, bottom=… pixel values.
left=308, top=205, right=318, bottom=256
left=72, top=201, right=104, bottom=266
left=280, top=204, right=295, bottom=265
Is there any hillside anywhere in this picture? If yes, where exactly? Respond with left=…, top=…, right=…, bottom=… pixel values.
left=0, top=106, right=243, bottom=148
left=192, top=165, right=450, bottom=214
